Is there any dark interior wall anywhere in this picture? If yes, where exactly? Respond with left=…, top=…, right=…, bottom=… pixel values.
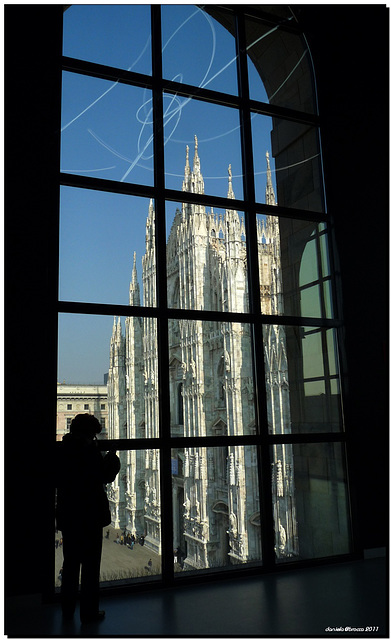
left=5, top=5, right=63, bottom=597
left=295, top=4, right=389, bottom=552
left=4, top=5, right=388, bottom=597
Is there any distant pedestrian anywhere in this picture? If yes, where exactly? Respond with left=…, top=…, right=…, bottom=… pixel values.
left=148, top=559, right=152, bottom=569
left=105, top=530, right=110, bottom=539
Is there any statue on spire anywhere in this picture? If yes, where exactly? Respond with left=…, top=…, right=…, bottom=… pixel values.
left=265, top=150, right=276, bottom=206
left=193, top=134, right=201, bottom=174
left=227, top=164, right=235, bottom=199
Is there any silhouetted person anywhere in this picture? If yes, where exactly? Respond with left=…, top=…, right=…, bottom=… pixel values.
left=55, top=414, right=120, bottom=624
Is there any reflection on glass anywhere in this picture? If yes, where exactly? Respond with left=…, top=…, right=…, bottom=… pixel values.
left=169, top=321, right=256, bottom=437
left=300, top=286, right=322, bottom=317
left=162, top=5, right=237, bottom=94
left=259, top=216, right=334, bottom=318
left=263, top=325, right=343, bottom=434
left=252, top=114, right=277, bottom=206
left=172, top=446, right=261, bottom=573
left=59, top=188, right=155, bottom=306
left=253, top=116, right=323, bottom=212
left=271, top=443, right=351, bottom=562
left=63, top=5, right=152, bottom=75
left=245, top=16, right=316, bottom=114
left=61, top=72, right=153, bottom=186
left=163, top=102, right=242, bottom=200
left=167, top=198, right=248, bottom=313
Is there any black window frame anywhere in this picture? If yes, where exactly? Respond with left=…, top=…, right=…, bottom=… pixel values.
left=53, top=4, right=357, bottom=595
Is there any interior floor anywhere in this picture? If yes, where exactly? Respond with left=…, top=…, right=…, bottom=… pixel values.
left=5, top=557, right=387, bottom=638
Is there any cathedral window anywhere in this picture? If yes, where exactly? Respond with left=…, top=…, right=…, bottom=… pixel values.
left=54, top=4, right=353, bottom=593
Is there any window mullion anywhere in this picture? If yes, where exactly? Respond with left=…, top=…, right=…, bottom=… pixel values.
left=151, top=3, right=174, bottom=586
left=235, top=10, right=276, bottom=569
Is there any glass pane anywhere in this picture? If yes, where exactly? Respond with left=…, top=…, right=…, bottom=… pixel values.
left=61, top=72, right=153, bottom=186
left=263, top=325, right=343, bottom=434
left=162, top=5, right=238, bottom=95
left=167, top=202, right=248, bottom=313
left=109, top=317, right=159, bottom=439
left=63, top=5, right=152, bottom=75
left=253, top=115, right=324, bottom=212
left=172, top=446, right=262, bottom=574
left=169, top=321, right=256, bottom=437
left=59, top=188, right=155, bottom=306
left=271, top=443, right=351, bottom=562
left=103, top=448, right=161, bottom=583
left=163, top=98, right=242, bottom=200
left=57, top=313, right=114, bottom=389
left=57, top=314, right=159, bottom=439
left=246, top=17, right=317, bottom=114
left=257, top=216, right=333, bottom=318
left=251, top=114, right=276, bottom=206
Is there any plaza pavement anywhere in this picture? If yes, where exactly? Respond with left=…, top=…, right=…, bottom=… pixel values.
left=54, top=526, right=162, bottom=588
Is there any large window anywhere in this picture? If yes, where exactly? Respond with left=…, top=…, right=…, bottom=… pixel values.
left=55, top=5, right=352, bottom=590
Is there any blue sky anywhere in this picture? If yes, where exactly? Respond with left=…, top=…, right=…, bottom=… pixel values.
left=58, top=4, right=276, bottom=384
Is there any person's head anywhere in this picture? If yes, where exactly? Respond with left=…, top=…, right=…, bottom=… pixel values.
left=70, top=413, right=102, bottom=442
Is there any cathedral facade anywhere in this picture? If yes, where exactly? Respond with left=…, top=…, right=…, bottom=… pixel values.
left=107, top=138, right=298, bottom=569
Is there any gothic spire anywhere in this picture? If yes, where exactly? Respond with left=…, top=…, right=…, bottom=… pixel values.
left=146, top=199, right=155, bottom=249
left=191, top=135, right=204, bottom=194
left=182, top=136, right=204, bottom=195
left=265, top=150, right=276, bottom=206
left=129, top=251, right=140, bottom=306
left=111, top=316, right=117, bottom=341
left=116, top=316, right=122, bottom=339
left=182, top=145, right=191, bottom=192
left=148, top=198, right=154, bottom=219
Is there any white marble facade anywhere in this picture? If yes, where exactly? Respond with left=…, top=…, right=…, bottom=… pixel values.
left=107, top=139, right=298, bottom=567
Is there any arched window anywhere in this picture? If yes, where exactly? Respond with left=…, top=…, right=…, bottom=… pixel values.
left=56, top=4, right=352, bottom=591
